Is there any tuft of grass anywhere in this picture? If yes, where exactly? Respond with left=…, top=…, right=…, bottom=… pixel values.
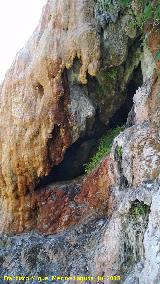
left=85, top=126, right=124, bottom=174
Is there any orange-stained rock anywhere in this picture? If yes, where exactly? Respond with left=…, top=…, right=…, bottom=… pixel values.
left=0, top=0, right=160, bottom=237
left=23, top=155, right=115, bottom=235
left=75, top=156, right=114, bottom=210
left=0, top=0, right=144, bottom=235
left=0, top=0, right=100, bottom=234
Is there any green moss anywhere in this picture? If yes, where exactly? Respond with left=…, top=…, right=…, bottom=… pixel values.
left=85, top=126, right=124, bottom=174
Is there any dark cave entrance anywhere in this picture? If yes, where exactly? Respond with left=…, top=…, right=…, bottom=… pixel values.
left=38, top=136, right=98, bottom=186
left=38, top=64, right=143, bottom=186
left=107, top=64, right=143, bottom=128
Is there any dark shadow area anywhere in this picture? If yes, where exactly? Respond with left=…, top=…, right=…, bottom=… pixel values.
left=108, top=64, right=143, bottom=128
left=38, top=136, right=97, bottom=186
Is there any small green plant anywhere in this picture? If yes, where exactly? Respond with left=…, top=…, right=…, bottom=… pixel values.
left=106, top=68, right=118, bottom=81
left=155, top=49, right=160, bottom=62
left=143, top=2, right=153, bottom=21
left=130, top=201, right=150, bottom=218
left=120, top=0, right=131, bottom=7
left=117, top=145, right=123, bottom=159
left=155, top=3, right=160, bottom=20
left=85, top=126, right=124, bottom=174
left=137, top=1, right=160, bottom=29
left=127, top=2, right=153, bottom=32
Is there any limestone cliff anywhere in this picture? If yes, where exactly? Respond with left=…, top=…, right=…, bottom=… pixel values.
left=0, top=0, right=160, bottom=283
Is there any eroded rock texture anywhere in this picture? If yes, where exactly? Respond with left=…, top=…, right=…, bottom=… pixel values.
left=0, top=0, right=160, bottom=283
left=0, top=0, right=142, bottom=234
left=0, top=0, right=100, bottom=234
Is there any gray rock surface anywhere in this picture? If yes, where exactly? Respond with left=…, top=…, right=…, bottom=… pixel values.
left=0, top=182, right=160, bottom=283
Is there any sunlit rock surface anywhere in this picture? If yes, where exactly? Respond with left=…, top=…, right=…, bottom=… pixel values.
left=0, top=0, right=141, bottom=234
left=0, top=0, right=101, bottom=234
left=0, top=0, right=160, bottom=283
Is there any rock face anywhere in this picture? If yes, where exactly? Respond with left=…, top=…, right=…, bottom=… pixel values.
left=0, top=0, right=100, bottom=234
left=0, top=0, right=160, bottom=283
left=0, top=0, right=142, bottom=234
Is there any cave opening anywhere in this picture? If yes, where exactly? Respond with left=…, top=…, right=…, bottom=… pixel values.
left=107, top=64, right=143, bottom=128
left=38, top=136, right=98, bottom=186
left=37, top=64, right=143, bottom=186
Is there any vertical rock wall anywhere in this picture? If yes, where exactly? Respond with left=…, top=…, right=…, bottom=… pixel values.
left=0, top=0, right=100, bottom=233
left=0, top=1, right=160, bottom=283
left=0, top=0, right=142, bottom=234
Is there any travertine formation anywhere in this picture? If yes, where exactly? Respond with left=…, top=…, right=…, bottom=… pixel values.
left=0, top=0, right=101, bottom=233
left=0, top=0, right=141, bottom=234
left=0, top=0, right=160, bottom=283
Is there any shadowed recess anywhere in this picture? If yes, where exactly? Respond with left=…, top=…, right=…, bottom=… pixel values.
left=108, top=64, right=143, bottom=128
left=37, top=64, right=143, bottom=186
